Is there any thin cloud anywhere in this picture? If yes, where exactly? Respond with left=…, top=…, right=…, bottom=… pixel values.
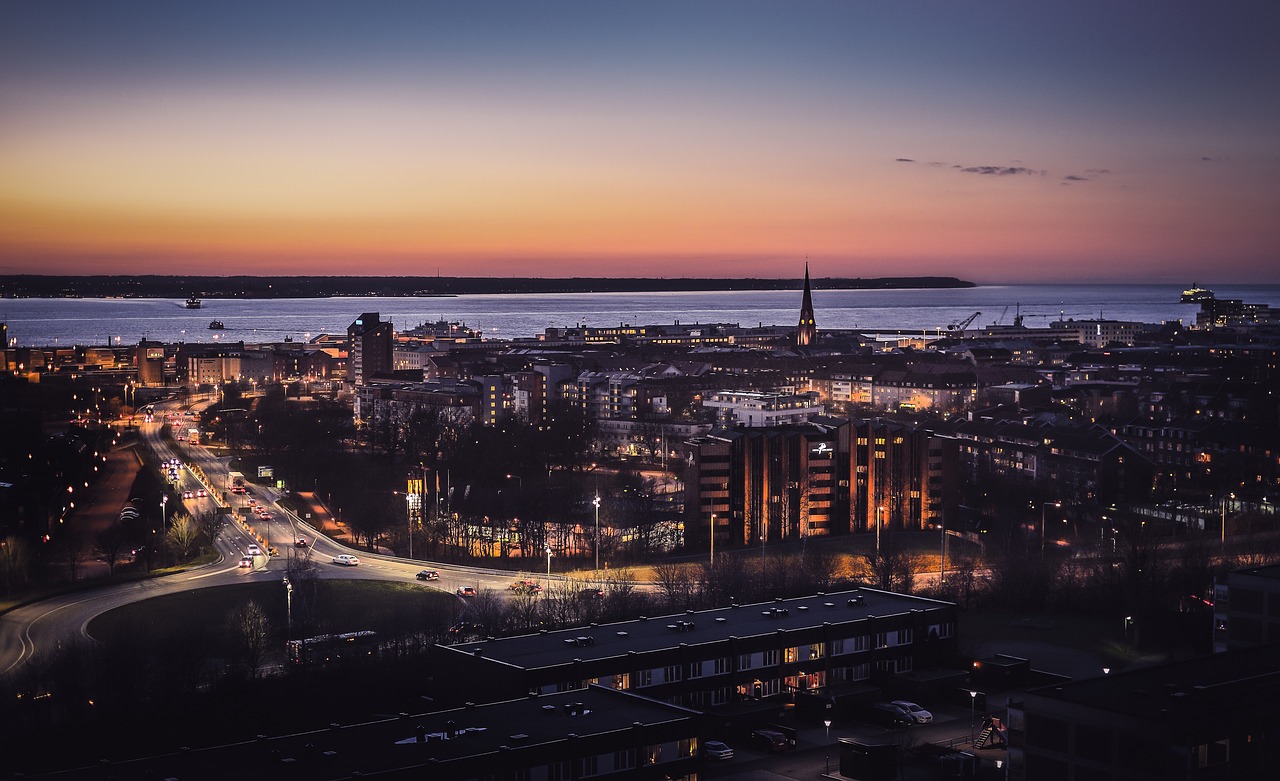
left=959, top=165, right=1044, bottom=176
left=1062, top=175, right=1087, bottom=181
left=895, top=157, right=916, bottom=163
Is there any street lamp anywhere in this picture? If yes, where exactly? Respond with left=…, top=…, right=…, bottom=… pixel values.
left=823, top=719, right=832, bottom=773
left=709, top=512, right=716, bottom=565
left=969, top=690, right=978, bottom=744
left=593, top=495, right=601, bottom=571
left=159, top=495, right=168, bottom=534
left=1040, top=501, right=1061, bottom=555
left=283, top=576, right=293, bottom=635
left=545, top=546, right=552, bottom=578
left=875, top=505, right=885, bottom=557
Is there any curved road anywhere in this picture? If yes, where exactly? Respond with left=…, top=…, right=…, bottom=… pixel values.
left=0, top=399, right=577, bottom=676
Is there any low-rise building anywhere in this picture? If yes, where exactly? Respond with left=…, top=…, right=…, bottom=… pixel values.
left=436, top=588, right=958, bottom=712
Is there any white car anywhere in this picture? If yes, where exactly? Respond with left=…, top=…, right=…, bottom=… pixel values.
left=246, top=544, right=261, bottom=556
left=332, top=554, right=360, bottom=566
left=891, top=700, right=933, bottom=724
left=704, top=740, right=734, bottom=760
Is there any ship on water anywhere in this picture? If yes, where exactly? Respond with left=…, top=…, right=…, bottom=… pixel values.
left=1180, top=284, right=1214, bottom=303
left=208, top=320, right=224, bottom=330
left=185, top=296, right=202, bottom=309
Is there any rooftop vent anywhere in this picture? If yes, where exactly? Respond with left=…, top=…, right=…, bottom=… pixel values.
left=798, top=605, right=809, bottom=611
left=542, top=705, right=556, bottom=712
left=617, top=631, right=629, bottom=637
left=824, top=602, right=835, bottom=608
left=848, top=595, right=866, bottom=607
left=715, top=617, right=727, bottom=623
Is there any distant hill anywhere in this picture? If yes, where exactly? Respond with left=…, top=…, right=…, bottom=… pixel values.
left=0, top=275, right=974, bottom=299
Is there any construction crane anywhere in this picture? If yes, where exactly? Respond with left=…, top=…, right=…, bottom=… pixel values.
left=946, top=311, right=981, bottom=337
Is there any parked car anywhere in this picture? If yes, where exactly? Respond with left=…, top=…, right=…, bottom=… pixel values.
left=865, top=702, right=915, bottom=728
left=246, top=544, right=261, bottom=556
left=456, top=586, right=477, bottom=598
left=891, top=700, right=933, bottom=724
left=703, top=740, right=734, bottom=760
left=416, top=569, right=440, bottom=581
left=332, top=554, right=360, bottom=566
left=749, top=730, right=789, bottom=753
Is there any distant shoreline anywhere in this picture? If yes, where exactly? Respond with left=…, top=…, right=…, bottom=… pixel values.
left=0, top=275, right=975, bottom=299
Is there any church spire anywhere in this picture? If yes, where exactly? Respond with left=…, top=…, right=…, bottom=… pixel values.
left=796, top=263, right=817, bottom=347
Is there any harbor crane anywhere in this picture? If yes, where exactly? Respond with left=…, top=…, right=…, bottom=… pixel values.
left=946, top=311, right=981, bottom=337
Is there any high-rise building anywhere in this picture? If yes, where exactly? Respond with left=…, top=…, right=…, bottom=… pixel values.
left=348, top=312, right=393, bottom=388
left=796, top=263, right=817, bottom=347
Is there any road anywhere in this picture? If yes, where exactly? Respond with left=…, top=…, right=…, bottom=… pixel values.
left=0, top=398, right=573, bottom=676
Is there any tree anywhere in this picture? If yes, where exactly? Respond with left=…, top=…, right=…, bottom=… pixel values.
left=0, top=536, right=31, bottom=597
left=226, top=599, right=272, bottom=679
left=58, top=534, right=87, bottom=582
left=863, top=534, right=919, bottom=593
left=165, top=512, right=201, bottom=561
left=94, top=524, right=129, bottom=576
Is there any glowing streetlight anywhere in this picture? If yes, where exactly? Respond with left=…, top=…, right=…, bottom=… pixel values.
left=709, top=512, right=716, bottom=564
left=283, top=576, right=293, bottom=635
left=545, top=546, right=552, bottom=578
left=593, top=495, right=601, bottom=571
left=1040, top=501, right=1061, bottom=555
left=823, top=718, right=832, bottom=772
left=969, top=690, right=978, bottom=744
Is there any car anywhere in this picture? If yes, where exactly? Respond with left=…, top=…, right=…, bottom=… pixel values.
left=456, top=586, right=477, bottom=598
left=703, top=740, right=734, bottom=760
left=509, top=579, right=542, bottom=595
left=332, top=554, right=360, bottom=566
left=865, top=702, right=915, bottom=728
left=447, top=621, right=485, bottom=638
left=196, top=488, right=207, bottom=497
left=416, top=569, right=440, bottom=581
left=294, top=537, right=308, bottom=548
left=749, top=730, right=789, bottom=753
left=246, top=544, right=262, bottom=556
left=891, top=700, right=933, bottom=724
left=247, top=498, right=257, bottom=506
left=578, top=588, right=605, bottom=600
left=183, top=490, right=193, bottom=499
left=238, top=556, right=253, bottom=568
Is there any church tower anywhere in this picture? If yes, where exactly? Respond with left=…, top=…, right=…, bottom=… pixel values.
left=796, top=263, right=817, bottom=347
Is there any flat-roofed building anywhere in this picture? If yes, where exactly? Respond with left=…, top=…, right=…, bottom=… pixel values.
left=44, top=686, right=701, bottom=781
left=436, top=588, right=958, bottom=711
left=1007, top=644, right=1280, bottom=780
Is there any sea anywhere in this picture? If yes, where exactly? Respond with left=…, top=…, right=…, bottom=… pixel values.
left=4, top=283, right=1279, bottom=348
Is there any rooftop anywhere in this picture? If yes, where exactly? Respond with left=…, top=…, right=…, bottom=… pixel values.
left=42, top=687, right=695, bottom=781
left=444, top=588, right=953, bottom=670
left=1022, top=644, right=1280, bottom=730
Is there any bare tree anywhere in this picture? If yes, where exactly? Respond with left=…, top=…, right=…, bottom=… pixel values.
left=94, top=524, right=129, bottom=576
left=59, top=534, right=87, bottom=582
left=653, top=561, right=697, bottom=611
left=226, top=599, right=272, bottom=679
left=0, top=536, right=31, bottom=597
left=863, top=535, right=919, bottom=593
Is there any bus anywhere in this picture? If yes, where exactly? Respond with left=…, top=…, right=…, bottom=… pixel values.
left=286, top=631, right=379, bottom=666
left=228, top=471, right=246, bottom=494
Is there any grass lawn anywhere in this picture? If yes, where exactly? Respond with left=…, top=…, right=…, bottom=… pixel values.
left=86, top=579, right=456, bottom=651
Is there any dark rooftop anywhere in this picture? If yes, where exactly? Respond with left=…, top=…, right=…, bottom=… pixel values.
left=36, top=686, right=696, bottom=781
left=1023, top=644, right=1280, bottom=730
left=443, top=588, right=953, bottom=670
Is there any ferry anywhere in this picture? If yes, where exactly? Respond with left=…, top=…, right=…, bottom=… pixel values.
left=208, top=320, right=225, bottom=330
left=185, top=296, right=202, bottom=309
left=1180, top=284, right=1214, bottom=303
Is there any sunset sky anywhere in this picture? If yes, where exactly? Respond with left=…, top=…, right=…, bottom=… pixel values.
left=1, top=1, right=1277, bottom=283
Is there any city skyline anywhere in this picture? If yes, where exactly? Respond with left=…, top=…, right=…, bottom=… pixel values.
left=2, top=1, right=1277, bottom=283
